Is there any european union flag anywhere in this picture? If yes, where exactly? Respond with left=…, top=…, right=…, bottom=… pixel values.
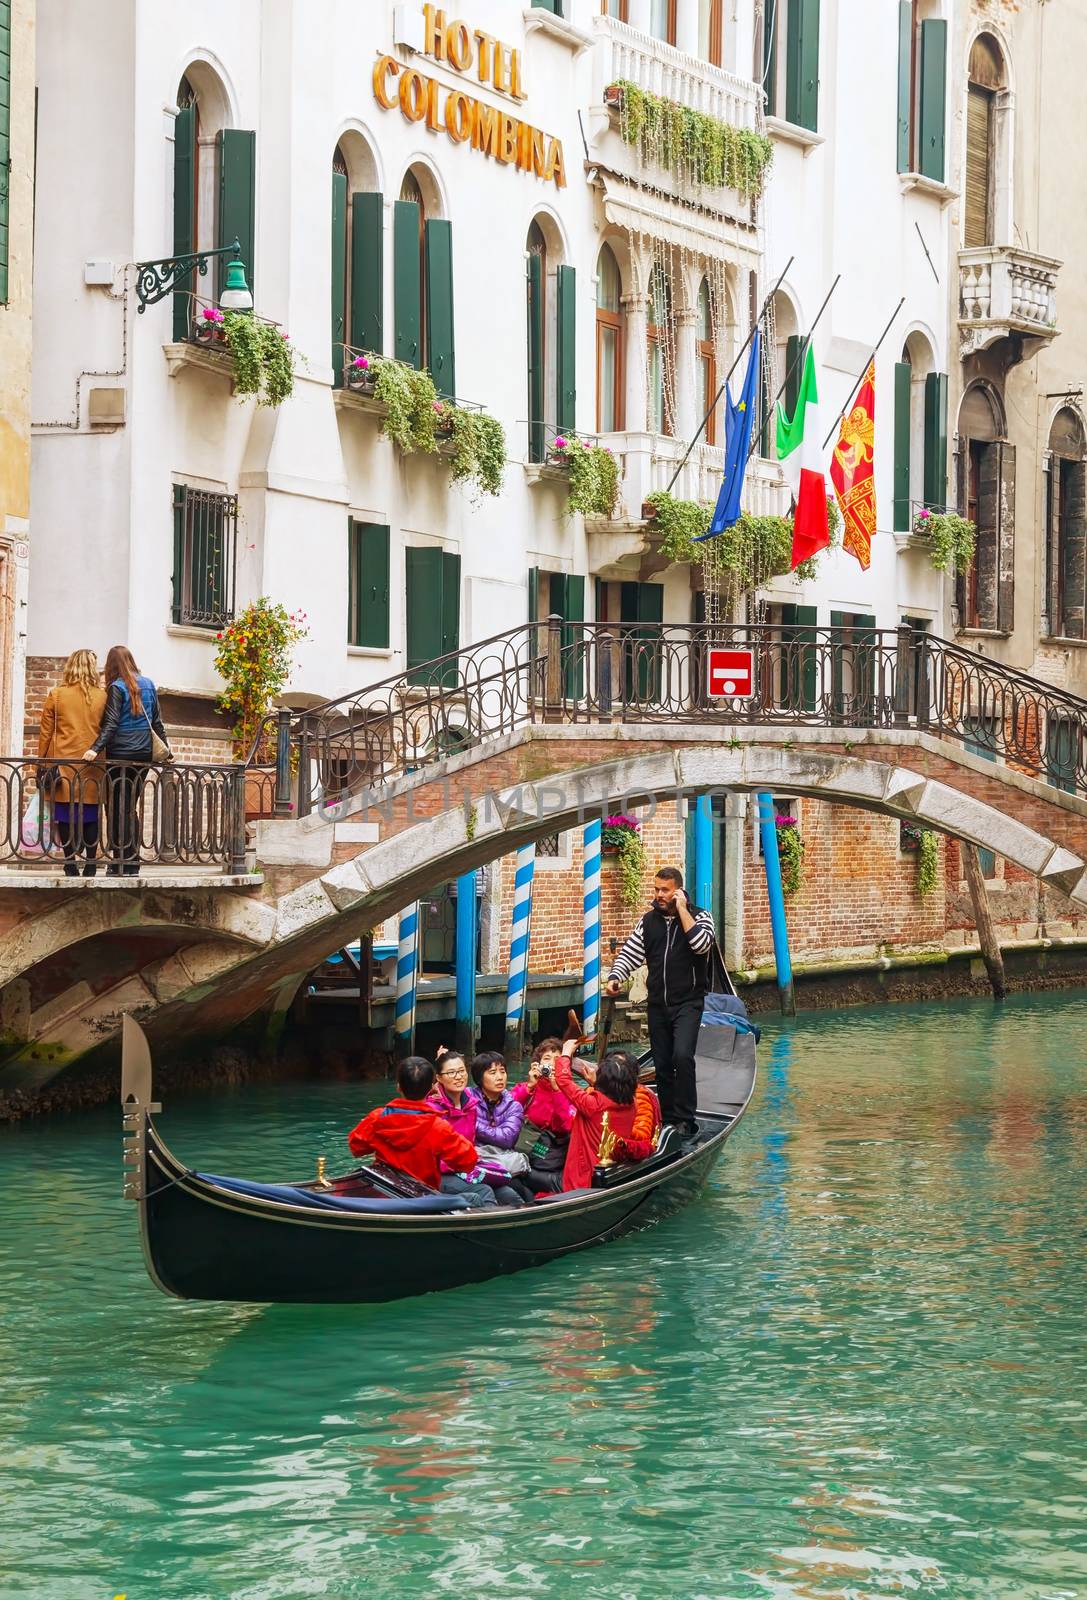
left=697, top=329, right=761, bottom=541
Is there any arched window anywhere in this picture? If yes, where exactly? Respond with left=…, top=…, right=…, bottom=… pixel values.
left=527, top=221, right=548, bottom=462
left=1046, top=409, right=1087, bottom=640
left=330, top=139, right=384, bottom=385
left=596, top=245, right=624, bottom=434
left=526, top=216, right=575, bottom=462
left=965, top=35, right=1006, bottom=248
left=696, top=279, right=717, bottom=446
left=957, top=384, right=1013, bottom=633
left=647, top=263, right=674, bottom=437
left=172, top=69, right=254, bottom=340
left=893, top=334, right=945, bottom=530
left=394, top=167, right=454, bottom=393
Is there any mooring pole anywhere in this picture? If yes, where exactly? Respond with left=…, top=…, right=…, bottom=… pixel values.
left=394, top=902, right=420, bottom=1058
left=757, top=792, right=796, bottom=1016
left=454, top=870, right=479, bottom=1055
left=582, top=818, right=602, bottom=1039
left=694, top=795, right=714, bottom=913
left=962, top=842, right=1006, bottom=1000
left=504, top=843, right=537, bottom=1059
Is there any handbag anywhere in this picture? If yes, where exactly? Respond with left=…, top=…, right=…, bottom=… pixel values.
left=525, top=1128, right=568, bottom=1173
left=141, top=701, right=174, bottom=765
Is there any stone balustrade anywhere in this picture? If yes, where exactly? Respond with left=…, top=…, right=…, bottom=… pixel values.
left=592, top=13, right=759, bottom=130
left=958, top=246, right=1061, bottom=359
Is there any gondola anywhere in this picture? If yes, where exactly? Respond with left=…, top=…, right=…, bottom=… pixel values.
left=120, top=998, right=758, bottom=1306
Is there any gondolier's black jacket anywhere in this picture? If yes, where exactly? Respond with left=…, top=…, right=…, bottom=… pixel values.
left=607, top=903, right=715, bottom=1008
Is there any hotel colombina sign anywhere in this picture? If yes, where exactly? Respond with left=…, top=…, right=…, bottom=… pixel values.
left=374, top=4, right=567, bottom=189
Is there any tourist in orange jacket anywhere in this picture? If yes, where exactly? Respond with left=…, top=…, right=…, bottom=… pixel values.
left=348, top=1057, right=477, bottom=1190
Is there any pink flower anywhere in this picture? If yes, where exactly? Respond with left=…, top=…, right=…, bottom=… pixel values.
left=433, top=401, right=444, bottom=413
left=353, top=355, right=369, bottom=369
left=553, top=436, right=567, bottom=450
left=202, top=306, right=224, bottom=323
left=603, top=445, right=613, bottom=453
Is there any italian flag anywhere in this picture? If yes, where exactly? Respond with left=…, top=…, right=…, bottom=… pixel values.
left=776, top=343, right=830, bottom=568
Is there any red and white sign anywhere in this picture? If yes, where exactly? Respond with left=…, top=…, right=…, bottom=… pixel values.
left=707, top=647, right=755, bottom=699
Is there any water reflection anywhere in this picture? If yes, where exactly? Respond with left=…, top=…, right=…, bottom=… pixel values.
left=1, top=992, right=1086, bottom=1597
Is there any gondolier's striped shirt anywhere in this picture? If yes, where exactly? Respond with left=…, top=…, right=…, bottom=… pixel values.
left=608, top=907, right=715, bottom=987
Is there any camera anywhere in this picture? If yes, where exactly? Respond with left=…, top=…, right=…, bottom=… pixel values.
left=539, top=1062, right=554, bottom=1079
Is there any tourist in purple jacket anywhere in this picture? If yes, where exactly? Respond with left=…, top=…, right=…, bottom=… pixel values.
left=469, top=1051, right=531, bottom=1205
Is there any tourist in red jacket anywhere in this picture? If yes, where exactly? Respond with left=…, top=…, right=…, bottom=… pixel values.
left=348, top=1057, right=477, bottom=1190
left=551, top=1044, right=641, bottom=1192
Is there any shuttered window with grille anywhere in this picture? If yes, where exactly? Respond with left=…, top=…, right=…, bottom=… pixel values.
left=171, top=486, right=238, bottom=629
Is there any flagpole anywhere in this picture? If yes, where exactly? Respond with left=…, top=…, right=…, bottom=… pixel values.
left=821, top=296, right=906, bottom=451
left=741, top=272, right=842, bottom=473
left=661, top=254, right=795, bottom=497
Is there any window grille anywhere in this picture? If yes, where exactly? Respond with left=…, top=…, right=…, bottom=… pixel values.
left=537, top=832, right=561, bottom=857
left=171, top=484, right=238, bottom=628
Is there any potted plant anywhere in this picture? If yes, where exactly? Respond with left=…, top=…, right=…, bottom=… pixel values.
left=913, top=507, right=977, bottom=574
left=775, top=814, right=804, bottom=897
left=601, top=814, right=647, bottom=907
left=194, top=305, right=228, bottom=346
left=213, top=598, right=310, bottom=818
left=549, top=435, right=620, bottom=518
left=346, top=352, right=376, bottom=394
left=901, top=821, right=939, bottom=896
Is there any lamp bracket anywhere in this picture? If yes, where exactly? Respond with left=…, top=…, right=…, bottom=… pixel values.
left=135, top=239, right=243, bottom=312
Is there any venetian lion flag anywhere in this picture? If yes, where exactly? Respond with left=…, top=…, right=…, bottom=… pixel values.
left=776, top=343, right=830, bottom=569
left=830, top=361, right=878, bottom=570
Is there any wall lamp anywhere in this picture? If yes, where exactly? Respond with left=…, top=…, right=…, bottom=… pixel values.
left=134, top=238, right=253, bottom=313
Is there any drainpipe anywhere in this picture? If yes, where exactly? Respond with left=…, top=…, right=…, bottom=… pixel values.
left=757, top=792, right=795, bottom=1016
left=694, top=794, right=714, bottom=913
left=454, top=870, right=478, bottom=1055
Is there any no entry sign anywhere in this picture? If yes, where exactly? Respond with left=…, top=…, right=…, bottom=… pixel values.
left=707, top=647, right=755, bottom=699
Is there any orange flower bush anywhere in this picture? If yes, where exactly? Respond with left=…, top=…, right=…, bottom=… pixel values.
left=213, top=597, right=309, bottom=758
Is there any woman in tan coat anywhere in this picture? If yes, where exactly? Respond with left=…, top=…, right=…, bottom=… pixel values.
left=38, top=650, right=107, bottom=875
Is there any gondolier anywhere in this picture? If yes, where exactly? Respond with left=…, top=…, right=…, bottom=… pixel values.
left=605, top=866, right=715, bottom=1139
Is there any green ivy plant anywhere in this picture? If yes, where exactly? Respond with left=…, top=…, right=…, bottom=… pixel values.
left=441, top=405, right=507, bottom=499
left=611, top=80, right=774, bottom=200
left=551, top=436, right=619, bottom=517
left=222, top=312, right=296, bottom=407
left=775, top=817, right=804, bottom=897
left=902, top=822, right=940, bottom=896
left=371, top=357, right=441, bottom=454
left=601, top=815, right=647, bottom=907
left=643, top=490, right=836, bottom=597
left=914, top=508, right=977, bottom=574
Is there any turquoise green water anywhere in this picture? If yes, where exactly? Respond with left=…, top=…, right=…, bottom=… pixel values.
left=2, top=993, right=1086, bottom=1600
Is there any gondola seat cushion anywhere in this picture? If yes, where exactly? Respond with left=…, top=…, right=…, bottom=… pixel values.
left=196, top=1173, right=471, bottom=1214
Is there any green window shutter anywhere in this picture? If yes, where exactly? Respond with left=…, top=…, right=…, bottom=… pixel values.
left=351, top=191, right=384, bottom=356
left=527, top=250, right=544, bottom=463
left=406, top=546, right=443, bottom=684
left=528, top=566, right=540, bottom=622
left=620, top=582, right=663, bottom=700
left=532, top=0, right=561, bottom=11
left=785, top=334, right=803, bottom=417
left=557, top=264, right=576, bottom=434
left=330, top=171, right=347, bottom=387
left=440, top=550, right=461, bottom=687
left=896, top=2, right=913, bottom=173
left=923, top=371, right=948, bottom=509
left=893, top=361, right=912, bottom=531
left=918, top=20, right=947, bottom=183
left=217, top=129, right=256, bottom=303
left=394, top=199, right=422, bottom=369
left=781, top=602, right=818, bottom=711
left=829, top=609, right=846, bottom=717
left=172, top=105, right=196, bottom=339
left=425, top=218, right=455, bottom=398
left=171, top=484, right=185, bottom=624
left=562, top=573, right=585, bottom=699
left=786, top=0, right=820, bottom=132
left=763, top=1, right=778, bottom=119
left=349, top=521, right=390, bottom=648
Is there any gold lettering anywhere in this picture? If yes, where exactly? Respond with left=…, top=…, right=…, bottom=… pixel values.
left=399, top=68, right=429, bottom=122
left=531, top=127, right=547, bottom=178
left=447, top=21, right=472, bottom=71
left=474, top=29, right=495, bottom=85
left=498, top=111, right=518, bottom=165
left=493, top=42, right=510, bottom=95
left=510, top=48, right=526, bottom=101
left=426, top=75, right=443, bottom=130
left=516, top=121, right=534, bottom=172
left=544, top=136, right=567, bottom=189
left=471, top=100, right=500, bottom=157
left=424, top=4, right=447, bottom=61
left=373, top=54, right=401, bottom=111
left=446, top=89, right=473, bottom=142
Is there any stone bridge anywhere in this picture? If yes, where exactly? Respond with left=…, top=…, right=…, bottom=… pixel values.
left=3, top=621, right=1087, bottom=1101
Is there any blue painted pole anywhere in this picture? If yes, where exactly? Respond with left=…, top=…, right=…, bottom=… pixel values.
left=582, top=819, right=602, bottom=1038
left=454, top=869, right=478, bottom=1056
left=394, top=902, right=420, bottom=1057
left=504, top=843, right=537, bottom=1059
left=757, top=792, right=795, bottom=1016
left=694, top=794, right=714, bottom=912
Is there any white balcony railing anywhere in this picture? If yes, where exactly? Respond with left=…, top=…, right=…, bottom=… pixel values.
left=597, top=433, right=790, bottom=526
left=592, top=14, right=759, bottom=131
left=958, top=246, right=1061, bottom=358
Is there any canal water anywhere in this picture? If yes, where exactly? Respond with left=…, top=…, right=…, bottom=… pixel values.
left=2, top=993, right=1086, bottom=1600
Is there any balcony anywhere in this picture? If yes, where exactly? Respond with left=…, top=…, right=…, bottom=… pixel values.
left=591, top=14, right=759, bottom=131
left=958, top=247, right=1061, bottom=361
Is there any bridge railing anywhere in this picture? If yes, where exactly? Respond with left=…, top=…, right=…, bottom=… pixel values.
left=258, top=619, right=1087, bottom=813
left=0, top=758, right=248, bottom=875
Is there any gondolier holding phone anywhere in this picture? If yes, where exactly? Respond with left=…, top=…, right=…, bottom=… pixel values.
left=605, top=866, right=715, bottom=1140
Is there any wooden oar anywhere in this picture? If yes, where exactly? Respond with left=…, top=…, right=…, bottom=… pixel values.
left=595, top=992, right=616, bottom=1065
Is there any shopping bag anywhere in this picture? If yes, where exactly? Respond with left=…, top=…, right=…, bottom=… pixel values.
left=20, top=792, right=49, bottom=855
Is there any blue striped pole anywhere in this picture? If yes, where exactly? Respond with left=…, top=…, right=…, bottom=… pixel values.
left=757, top=792, right=796, bottom=1016
left=394, top=901, right=420, bottom=1057
left=454, top=870, right=478, bottom=1056
left=694, top=794, right=714, bottom=912
left=504, top=843, right=537, bottom=1058
left=582, top=818, right=602, bottom=1038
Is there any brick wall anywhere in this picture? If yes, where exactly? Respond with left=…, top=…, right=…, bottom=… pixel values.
left=23, top=656, right=232, bottom=764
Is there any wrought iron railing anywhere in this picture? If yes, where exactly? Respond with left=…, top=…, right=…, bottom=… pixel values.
left=0, top=759, right=248, bottom=874
left=256, top=620, right=1087, bottom=815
